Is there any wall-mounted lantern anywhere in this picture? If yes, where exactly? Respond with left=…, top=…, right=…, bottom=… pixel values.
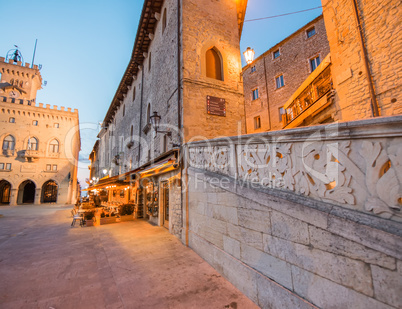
left=150, top=112, right=172, bottom=137
left=243, top=47, right=255, bottom=65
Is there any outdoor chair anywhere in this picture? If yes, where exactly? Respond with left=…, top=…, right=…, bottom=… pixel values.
left=71, top=213, right=85, bottom=227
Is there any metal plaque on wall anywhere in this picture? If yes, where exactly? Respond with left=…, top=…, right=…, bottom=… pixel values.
left=206, top=96, right=226, bottom=117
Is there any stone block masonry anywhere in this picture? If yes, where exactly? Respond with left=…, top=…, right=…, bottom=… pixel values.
left=242, top=15, right=331, bottom=133
left=321, top=0, right=402, bottom=119
left=184, top=116, right=402, bottom=308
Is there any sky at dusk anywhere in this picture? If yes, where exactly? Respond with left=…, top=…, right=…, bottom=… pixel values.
left=0, top=0, right=322, bottom=187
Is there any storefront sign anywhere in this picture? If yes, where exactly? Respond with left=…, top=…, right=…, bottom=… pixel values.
left=207, top=96, right=226, bottom=117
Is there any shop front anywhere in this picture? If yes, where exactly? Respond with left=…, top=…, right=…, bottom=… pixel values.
left=85, top=149, right=182, bottom=238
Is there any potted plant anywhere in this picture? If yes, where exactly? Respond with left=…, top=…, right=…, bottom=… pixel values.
left=84, top=212, right=95, bottom=227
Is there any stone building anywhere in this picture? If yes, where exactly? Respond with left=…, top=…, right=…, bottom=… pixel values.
left=321, top=0, right=401, bottom=119
left=88, top=0, right=401, bottom=307
left=89, top=0, right=247, bottom=237
left=0, top=54, right=80, bottom=206
left=243, top=15, right=331, bottom=133
left=244, top=0, right=401, bottom=133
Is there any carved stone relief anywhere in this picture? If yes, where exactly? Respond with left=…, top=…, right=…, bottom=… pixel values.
left=187, top=136, right=402, bottom=221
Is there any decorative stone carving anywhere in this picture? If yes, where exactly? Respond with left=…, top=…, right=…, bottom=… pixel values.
left=360, top=141, right=402, bottom=218
left=186, top=119, right=402, bottom=221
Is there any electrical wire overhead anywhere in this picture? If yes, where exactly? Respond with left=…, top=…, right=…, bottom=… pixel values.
left=245, top=6, right=323, bottom=22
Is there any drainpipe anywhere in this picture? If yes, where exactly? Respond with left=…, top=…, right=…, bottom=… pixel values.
left=351, top=0, right=379, bottom=117
left=177, top=0, right=182, bottom=144
left=262, top=55, right=272, bottom=130
left=176, top=0, right=188, bottom=246
left=138, top=64, right=145, bottom=164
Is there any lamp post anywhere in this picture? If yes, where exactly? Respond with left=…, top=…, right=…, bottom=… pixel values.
left=243, top=47, right=255, bottom=65
left=150, top=112, right=172, bottom=136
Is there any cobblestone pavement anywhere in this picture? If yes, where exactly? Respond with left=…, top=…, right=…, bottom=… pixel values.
left=0, top=205, right=257, bottom=309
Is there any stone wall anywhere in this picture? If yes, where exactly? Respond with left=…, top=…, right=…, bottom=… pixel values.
left=0, top=101, right=80, bottom=205
left=97, top=0, right=180, bottom=175
left=243, top=16, right=331, bottom=133
left=321, top=0, right=402, bottom=119
left=182, top=0, right=246, bottom=142
left=184, top=116, right=402, bottom=308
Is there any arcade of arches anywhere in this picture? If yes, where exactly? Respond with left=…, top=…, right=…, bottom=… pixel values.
left=0, top=179, right=59, bottom=205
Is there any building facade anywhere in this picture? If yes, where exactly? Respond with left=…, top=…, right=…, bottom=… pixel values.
left=243, top=15, right=331, bottom=133
left=0, top=55, right=80, bottom=206
left=89, top=0, right=247, bottom=238
left=244, top=0, right=401, bottom=133
left=321, top=0, right=402, bottom=119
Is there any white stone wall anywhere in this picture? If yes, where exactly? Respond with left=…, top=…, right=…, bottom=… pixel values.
left=185, top=116, right=402, bottom=308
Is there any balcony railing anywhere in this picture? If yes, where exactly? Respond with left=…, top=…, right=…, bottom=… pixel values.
left=283, top=54, right=333, bottom=128
left=22, top=149, right=40, bottom=161
left=2, top=149, right=14, bottom=157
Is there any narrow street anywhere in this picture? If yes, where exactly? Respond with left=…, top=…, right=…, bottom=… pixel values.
left=0, top=205, right=257, bottom=309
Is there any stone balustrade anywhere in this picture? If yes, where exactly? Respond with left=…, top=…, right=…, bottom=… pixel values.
left=186, top=116, right=402, bottom=222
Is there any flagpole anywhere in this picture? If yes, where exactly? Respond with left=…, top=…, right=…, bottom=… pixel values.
left=31, top=39, right=37, bottom=68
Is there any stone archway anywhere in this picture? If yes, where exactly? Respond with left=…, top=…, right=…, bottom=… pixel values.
left=0, top=180, right=11, bottom=204
left=42, top=180, right=58, bottom=203
left=18, top=180, right=36, bottom=204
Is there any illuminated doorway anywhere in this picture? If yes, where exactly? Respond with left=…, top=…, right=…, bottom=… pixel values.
left=42, top=180, right=58, bottom=203
left=0, top=180, right=11, bottom=204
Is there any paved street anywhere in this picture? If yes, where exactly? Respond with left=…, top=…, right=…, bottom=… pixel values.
left=0, top=205, right=257, bottom=309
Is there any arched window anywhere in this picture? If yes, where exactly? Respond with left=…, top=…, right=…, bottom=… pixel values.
left=123, top=105, right=125, bottom=117
left=206, top=48, right=223, bottom=80
left=2, top=135, right=15, bottom=150
left=49, top=139, right=59, bottom=153
left=147, top=104, right=151, bottom=124
left=27, top=137, right=38, bottom=150
left=162, top=8, right=167, bottom=33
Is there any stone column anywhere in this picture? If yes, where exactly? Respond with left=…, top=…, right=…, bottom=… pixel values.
left=9, top=188, right=18, bottom=206
left=34, top=188, right=41, bottom=205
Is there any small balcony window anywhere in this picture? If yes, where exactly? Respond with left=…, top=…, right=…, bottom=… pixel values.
left=252, top=88, right=259, bottom=100
left=254, top=116, right=261, bottom=130
left=276, top=75, right=284, bottom=89
left=307, top=27, right=316, bottom=38
left=310, top=56, right=321, bottom=72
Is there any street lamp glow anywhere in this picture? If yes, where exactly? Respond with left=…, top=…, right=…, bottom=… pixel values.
left=102, top=169, right=108, bottom=175
left=243, top=47, right=255, bottom=65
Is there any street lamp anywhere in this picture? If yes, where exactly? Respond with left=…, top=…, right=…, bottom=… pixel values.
left=243, top=47, right=255, bottom=65
left=150, top=111, right=171, bottom=137
left=102, top=169, right=108, bottom=175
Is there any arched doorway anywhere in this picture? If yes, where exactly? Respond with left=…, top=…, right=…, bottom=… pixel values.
left=18, top=180, right=36, bottom=204
left=42, top=180, right=58, bottom=203
left=0, top=180, right=11, bottom=204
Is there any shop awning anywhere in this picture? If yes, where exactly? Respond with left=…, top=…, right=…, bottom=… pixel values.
left=84, top=149, right=180, bottom=191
